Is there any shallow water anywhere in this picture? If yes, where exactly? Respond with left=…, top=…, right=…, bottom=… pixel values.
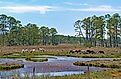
left=0, top=55, right=112, bottom=77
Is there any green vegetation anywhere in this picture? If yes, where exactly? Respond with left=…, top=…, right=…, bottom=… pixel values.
left=37, top=51, right=121, bottom=58
left=13, top=69, right=121, bottom=79
left=2, top=13, right=121, bottom=47
left=40, top=69, right=121, bottom=79
left=0, top=14, right=80, bottom=46
left=25, top=57, right=48, bottom=62
left=38, top=70, right=118, bottom=79
left=0, top=55, right=26, bottom=59
left=1, top=50, right=121, bottom=59
left=1, top=13, right=121, bottom=79
left=0, top=63, right=24, bottom=70
left=74, top=13, right=121, bottom=47
left=73, top=59, right=121, bottom=68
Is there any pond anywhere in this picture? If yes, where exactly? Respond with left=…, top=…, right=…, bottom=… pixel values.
left=0, top=55, right=112, bottom=78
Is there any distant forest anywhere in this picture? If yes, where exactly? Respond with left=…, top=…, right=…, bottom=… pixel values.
left=1, top=13, right=121, bottom=47
left=0, top=14, right=80, bottom=46
left=74, top=13, right=121, bottom=47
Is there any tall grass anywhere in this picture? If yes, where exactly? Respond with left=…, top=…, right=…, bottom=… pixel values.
left=15, top=69, right=121, bottom=79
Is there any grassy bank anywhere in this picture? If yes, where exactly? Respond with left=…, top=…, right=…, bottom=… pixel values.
left=17, top=50, right=121, bottom=58
left=0, top=63, right=24, bottom=70
left=1, top=48, right=121, bottom=58
left=73, top=59, right=121, bottom=68
left=25, top=57, right=48, bottom=62
left=38, top=52, right=121, bottom=58
left=40, top=69, right=121, bottom=79
left=0, top=46, right=121, bottom=59
left=12, top=69, right=121, bottom=79
left=2, top=53, right=121, bottom=59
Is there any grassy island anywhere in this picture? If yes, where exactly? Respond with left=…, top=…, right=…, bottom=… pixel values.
left=25, top=57, right=48, bottom=62
left=0, top=63, right=24, bottom=70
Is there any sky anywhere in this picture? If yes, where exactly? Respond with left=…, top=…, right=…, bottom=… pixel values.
left=0, top=0, right=121, bottom=36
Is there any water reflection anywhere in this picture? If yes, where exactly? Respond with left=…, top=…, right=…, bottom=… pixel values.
left=0, top=56, right=112, bottom=77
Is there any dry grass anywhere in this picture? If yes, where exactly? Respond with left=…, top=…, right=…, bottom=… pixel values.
left=10, top=69, right=121, bottom=79
left=74, top=59, right=121, bottom=68
left=0, top=44, right=121, bottom=54
left=0, top=44, right=121, bottom=59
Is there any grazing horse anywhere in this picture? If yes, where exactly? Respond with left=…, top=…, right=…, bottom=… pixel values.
left=69, top=50, right=76, bottom=53
left=75, top=50, right=81, bottom=53
left=98, top=51, right=104, bottom=54
left=80, top=50, right=87, bottom=54
left=22, top=48, right=28, bottom=53
left=30, top=48, right=36, bottom=53
left=86, top=50, right=96, bottom=54
left=69, top=50, right=81, bottom=53
left=38, top=48, right=45, bottom=52
left=3, top=53, right=13, bottom=56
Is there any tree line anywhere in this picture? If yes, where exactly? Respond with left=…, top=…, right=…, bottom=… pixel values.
left=0, top=14, right=79, bottom=46
left=74, top=13, right=121, bottom=47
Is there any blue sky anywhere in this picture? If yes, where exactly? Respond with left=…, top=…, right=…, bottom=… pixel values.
left=0, top=0, right=121, bottom=36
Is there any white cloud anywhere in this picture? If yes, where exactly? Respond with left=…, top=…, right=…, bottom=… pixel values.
left=0, top=5, right=120, bottom=14
left=69, top=5, right=120, bottom=12
left=0, top=6, right=56, bottom=14
left=64, top=2, right=88, bottom=6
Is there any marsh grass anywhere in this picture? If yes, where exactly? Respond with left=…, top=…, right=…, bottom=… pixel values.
left=74, top=59, right=121, bottom=68
left=25, top=57, right=48, bottom=62
left=17, top=69, right=121, bottom=79
left=1, top=51, right=121, bottom=59
left=0, top=63, right=24, bottom=70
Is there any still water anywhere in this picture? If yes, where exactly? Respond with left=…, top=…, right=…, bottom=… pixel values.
left=0, top=56, right=112, bottom=77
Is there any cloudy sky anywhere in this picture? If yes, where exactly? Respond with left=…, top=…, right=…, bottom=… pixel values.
left=0, top=0, right=121, bottom=36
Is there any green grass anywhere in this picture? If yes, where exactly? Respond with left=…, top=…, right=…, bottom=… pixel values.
left=1, top=52, right=121, bottom=79
left=73, top=59, right=121, bottom=68
left=0, top=63, right=24, bottom=70
left=25, top=57, right=48, bottom=62
left=14, top=69, right=121, bottom=79
left=1, top=51, right=121, bottom=59
left=37, top=51, right=121, bottom=58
